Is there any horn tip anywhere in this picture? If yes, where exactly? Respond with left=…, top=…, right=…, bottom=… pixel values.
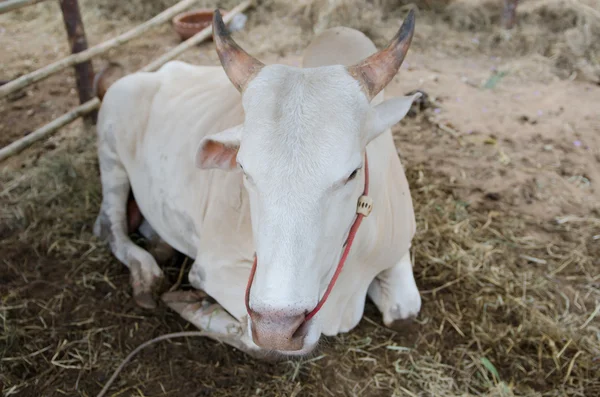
left=213, top=8, right=228, bottom=37
left=398, top=9, right=416, bottom=41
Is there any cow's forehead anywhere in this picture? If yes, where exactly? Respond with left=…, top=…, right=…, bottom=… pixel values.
left=243, top=64, right=367, bottom=118
left=238, top=64, right=368, bottom=177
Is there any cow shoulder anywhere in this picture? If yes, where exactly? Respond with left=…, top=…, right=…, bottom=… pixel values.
left=97, top=70, right=163, bottom=159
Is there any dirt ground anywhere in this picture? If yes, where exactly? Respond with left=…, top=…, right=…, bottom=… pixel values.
left=1, top=0, right=599, bottom=396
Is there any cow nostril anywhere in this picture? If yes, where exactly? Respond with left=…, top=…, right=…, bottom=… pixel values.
left=291, top=318, right=308, bottom=340
left=285, top=313, right=307, bottom=340
left=249, top=311, right=309, bottom=351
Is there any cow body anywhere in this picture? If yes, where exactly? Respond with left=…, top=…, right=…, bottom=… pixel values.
left=95, top=22, right=421, bottom=357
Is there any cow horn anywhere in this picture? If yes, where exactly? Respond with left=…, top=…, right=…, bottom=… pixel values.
left=347, top=10, right=416, bottom=100
left=213, top=9, right=264, bottom=93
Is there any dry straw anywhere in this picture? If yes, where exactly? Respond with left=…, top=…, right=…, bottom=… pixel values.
left=1, top=114, right=598, bottom=395
left=0, top=0, right=598, bottom=396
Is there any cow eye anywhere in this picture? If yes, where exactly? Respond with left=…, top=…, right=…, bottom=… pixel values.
left=238, top=163, right=255, bottom=184
left=347, top=168, right=359, bottom=182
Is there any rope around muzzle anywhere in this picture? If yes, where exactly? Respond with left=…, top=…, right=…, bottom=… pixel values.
left=245, top=153, right=373, bottom=323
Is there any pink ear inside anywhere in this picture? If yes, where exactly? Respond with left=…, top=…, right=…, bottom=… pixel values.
left=197, top=140, right=238, bottom=170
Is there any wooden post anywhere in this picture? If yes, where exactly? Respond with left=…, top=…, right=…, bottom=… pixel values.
left=501, top=0, right=518, bottom=30
left=59, top=0, right=96, bottom=122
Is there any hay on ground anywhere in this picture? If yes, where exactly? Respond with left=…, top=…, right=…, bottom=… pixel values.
left=1, top=115, right=598, bottom=396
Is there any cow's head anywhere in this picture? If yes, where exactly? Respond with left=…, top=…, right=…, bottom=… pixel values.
left=195, top=10, right=418, bottom=355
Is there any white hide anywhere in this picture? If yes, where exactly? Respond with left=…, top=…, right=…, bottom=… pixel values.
left=95, top=25, right=421, bottom=356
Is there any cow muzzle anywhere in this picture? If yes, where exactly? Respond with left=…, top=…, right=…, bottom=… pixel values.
left=248, top=309, right=309, bottom=351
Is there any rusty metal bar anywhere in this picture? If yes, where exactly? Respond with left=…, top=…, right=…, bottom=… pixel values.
left=59, top=0, right=96, bottom=122
left=0, top=0, right=49, bottom=14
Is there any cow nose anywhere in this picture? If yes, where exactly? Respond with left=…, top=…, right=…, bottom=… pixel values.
left=249, top=309, right=308, bottom=351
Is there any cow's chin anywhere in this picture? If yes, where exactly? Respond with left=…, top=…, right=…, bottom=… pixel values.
left=246, top=318, right=321, bottom=359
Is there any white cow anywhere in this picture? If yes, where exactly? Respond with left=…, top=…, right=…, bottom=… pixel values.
left=94, top=10, right=422, bottom=358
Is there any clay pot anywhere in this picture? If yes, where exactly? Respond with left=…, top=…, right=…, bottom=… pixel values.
left=172, top=9, right=228, bottom=41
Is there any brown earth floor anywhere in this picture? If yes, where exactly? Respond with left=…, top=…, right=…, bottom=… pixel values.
left=1, top=1, right=599, bottom=396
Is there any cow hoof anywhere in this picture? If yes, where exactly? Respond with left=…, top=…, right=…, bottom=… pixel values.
left=129, top=260, right=167, bottom=310
left=161, top=290, right=213, bottom=319
left=161, top=290, right=208, bottom=312
left=132, top=276, right=166, bottom=310
left=135, top=291, right=158, bottom=309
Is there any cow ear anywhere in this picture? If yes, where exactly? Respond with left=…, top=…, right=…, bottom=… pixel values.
left=366, top=92, right=421, bottom=143
left=195, top=124, right=243, bottom=170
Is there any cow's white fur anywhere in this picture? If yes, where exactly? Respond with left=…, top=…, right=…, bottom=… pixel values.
left=94, top=26, right=421, bottom=357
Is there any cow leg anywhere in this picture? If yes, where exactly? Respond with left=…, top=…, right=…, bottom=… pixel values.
left=367, top=252, right=422, bottom=328
left=161, top=291, right=264, bottom=358
left=93, top=145, right=164, bottom=309
left=138, top=220, right=177, bottom=266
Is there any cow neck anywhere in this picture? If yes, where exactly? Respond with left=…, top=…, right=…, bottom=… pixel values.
left=245, top=153, right=372, bottom=323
